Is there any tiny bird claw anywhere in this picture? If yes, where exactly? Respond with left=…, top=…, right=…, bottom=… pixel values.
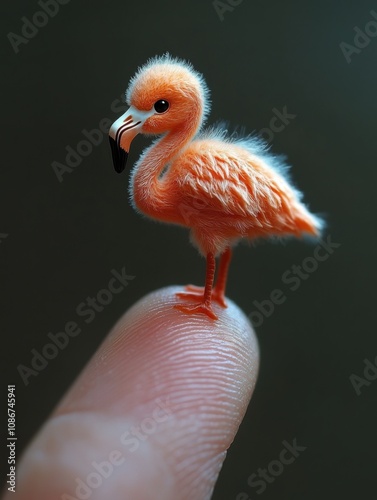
left=184, top=284, right=206, bottom=294
left=174, top=303, right=218, bottom=320
left=211, top=291, right=227, bottom=308
left=176, top=290, right=205, bottom=302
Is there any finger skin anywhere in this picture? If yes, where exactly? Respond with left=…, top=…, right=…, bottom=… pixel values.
left=3, top=287, right=259, bottom=500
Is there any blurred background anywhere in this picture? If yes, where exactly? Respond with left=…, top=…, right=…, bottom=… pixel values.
left=1, top=0, right=376, bottom=498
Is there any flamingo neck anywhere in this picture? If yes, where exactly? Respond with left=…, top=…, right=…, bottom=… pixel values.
left=131, top=119, right=200, bottom=220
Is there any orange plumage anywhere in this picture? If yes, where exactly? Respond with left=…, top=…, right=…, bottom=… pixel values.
left=109, top=54, right=323, bottom=319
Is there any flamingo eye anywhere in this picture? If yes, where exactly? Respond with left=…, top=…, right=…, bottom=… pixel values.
left=154, top=100, right=169, bottom=113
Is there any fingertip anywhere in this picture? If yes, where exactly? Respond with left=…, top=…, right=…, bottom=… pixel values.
left=11, top=287, right=259, bottom=500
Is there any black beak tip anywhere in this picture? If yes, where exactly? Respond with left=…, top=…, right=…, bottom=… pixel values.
left=109, top=136, right=128, bottom=173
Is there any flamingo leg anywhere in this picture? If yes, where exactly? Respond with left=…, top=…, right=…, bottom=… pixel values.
left=211, top=247, right=232, bottom=307
left=178, top=248, right=232, bottom=308
left=175, top=252, right=218, bottom=319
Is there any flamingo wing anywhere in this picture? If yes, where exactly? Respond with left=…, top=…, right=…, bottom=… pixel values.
left=175, top=137, right=298, bottom=221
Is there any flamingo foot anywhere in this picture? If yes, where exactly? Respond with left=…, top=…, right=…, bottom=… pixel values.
left=174, top=302, right=218, bottom=320
left=184, top=284, right=205, bottom=294
left=211, top=289, right=227, bottom=308
left=176, top=290, right=204, bottom=302
left=176, top=286, right=227, bottom=308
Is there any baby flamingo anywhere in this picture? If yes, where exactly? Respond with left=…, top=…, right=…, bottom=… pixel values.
left=109, top=54, right=323, bottom=320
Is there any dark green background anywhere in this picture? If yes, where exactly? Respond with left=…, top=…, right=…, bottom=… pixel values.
left=1, top=0, right=376, bottom=498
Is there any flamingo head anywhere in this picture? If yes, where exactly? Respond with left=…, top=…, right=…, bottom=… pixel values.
left=109, top=54, right=210, bottom=173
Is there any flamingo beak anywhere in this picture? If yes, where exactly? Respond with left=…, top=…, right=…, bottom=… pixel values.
left=109, top=106, right=152, bottom=173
